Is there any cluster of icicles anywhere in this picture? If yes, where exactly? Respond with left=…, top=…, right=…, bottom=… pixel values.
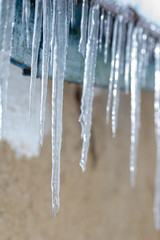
left=1, top=0, right=160, bottom=229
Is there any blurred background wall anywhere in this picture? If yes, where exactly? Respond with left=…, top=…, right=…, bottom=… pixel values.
left=0, top=65, right=160, bottom=240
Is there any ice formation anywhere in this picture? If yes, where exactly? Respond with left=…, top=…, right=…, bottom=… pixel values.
left=29, top=0, right=42, bottom=118
left=154, top=42, right=160, bottom=230
left=130, top=27, right=141, bottom=187
left=79, top=4, right=100, bottom=172
left=111, top=15, right=123, bottom=137
left=79, top=0, right=88, bottom=56
left=124, top=22, right=134, bottom=94
left=104, top=11, right=112, bottom=64
left=51, top=0, right=68, bottom=217
left=22, top=0, right=30, bottom=48
left=106, top=16, right=119, bottom=124
left=1, top=0, right=160, bottom=227
left=0, top=0, right=16, bottom=140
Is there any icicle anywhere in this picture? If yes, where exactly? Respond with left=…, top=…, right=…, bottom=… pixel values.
left=148, top=36, right=156, bottom=61
left=29, top=0, right=42, bottom=119
left=120, top=21, right=126, bottom=78
left=137, top=32, right=148, bottom=87
left=130, top=27, right=141, bottom=187
left=106, top=16, right=118, bottom=124
left=143, top=36, right=154, bottom=86
left=50, top=0, right=56, bottom=68
left=111, top=15, right=123, bottom=137
left=39, top=0, right=52, bottom=146
left=0, top=0, right=16, bottom=140
left=124, top=21, right=134, bottom=94
left=51, top=0, right=68, bottom=218
left=79, top=4, right=100, bottom=172
left=154, top=42, right=160, bottom=230
left=79, top=0, right=88, bottom=57
left=22, top=0, right=31, bottom=48
left=136, top=27, right=143, bottom=88
left=104, top=11, right=112, bottom=64
left=140, top=33, right=148, bottom=86
left=99, top=8, right=104, bottom=52
left=71, top=0, right=77, bottom=28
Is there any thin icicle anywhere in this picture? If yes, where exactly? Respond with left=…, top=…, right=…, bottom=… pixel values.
left=79, top=0, right=88, bottom=57
left=124, top=21, right=134, bottom=94
left=140, top=33, right=148, bottom=86
left=137, top=29, right=145, bottom=84
left=0, top=0, right=16, bottom=140
left=51, top=0, right=68, bottom=218
left=29, top=0, right=42, bottom=119
left=130, top=27, right=141, bottom=187
left=154, top=42, right=160, bottom=230
left=71, top=0, right=77, bottom=28
left=39, top=0, right=52, bottom=146
left=79, top=4, right=100, bottom=172
left=106, top=16, right=118, bottom=124
left=111, top=15, right=123, bottom=137
left=50, top=0, right=56, bottom=68
left=120, top=21, right=126, bottom=78
left=22, top=0, right=31, bottom=48
left=99, top=8, right=104, bottom=52
left=148, top=36, right=156, bottom=61
left=104, top=11, right=112, bottom=64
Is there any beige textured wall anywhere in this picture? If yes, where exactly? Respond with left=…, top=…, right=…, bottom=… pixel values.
left=0, top=81, right=160, bottom=240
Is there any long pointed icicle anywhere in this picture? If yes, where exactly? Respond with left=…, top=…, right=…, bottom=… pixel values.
left=79, top=0, right=88, bottom=57
left=40, top=0, right=52, bottom=145
left=22, top=0, right=31, bottom=48
left=154, top=42, right=160, bottom=230
left=99, top=8, right=104, bottom=52
left=124, top=22, right=134, bottom=94
left=0, top=0, right=16, bottom=140
left=51, top=0, right=68, bottom=218
left=29, top=0, right=42, bottom=119
left=79, top=4, right=100, bottom=172
left=130, top=27, right=141, bottom=187
left=111, top=16, right=123, bottom=137
left=106, top=16, right=118, bottom=124
left=104, top=11, right=112, bottom=64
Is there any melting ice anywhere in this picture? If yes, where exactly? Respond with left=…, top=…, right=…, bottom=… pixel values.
left=79, top=4, right=100, bottom=172
left=0, top=0, right=160, bottom=228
